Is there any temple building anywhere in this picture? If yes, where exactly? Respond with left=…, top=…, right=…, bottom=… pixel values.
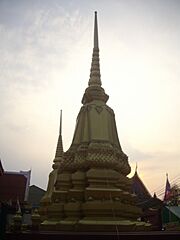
left=40, top=12, right=151, bottom=232
left=0, top=159, right=31, bottom=205
left=131, top=166, right=163, bottom=230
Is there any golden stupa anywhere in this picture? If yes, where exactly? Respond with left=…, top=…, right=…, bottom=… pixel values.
left=39, top=12, right=150, bottom=232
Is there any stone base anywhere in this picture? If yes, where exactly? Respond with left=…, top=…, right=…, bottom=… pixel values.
left=77, top=219, right=137, bottom=232
left=40, top=218, right=151, bottom=232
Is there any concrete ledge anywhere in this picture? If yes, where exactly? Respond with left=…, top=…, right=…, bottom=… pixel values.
left=5, top=231, right=180, bottom=240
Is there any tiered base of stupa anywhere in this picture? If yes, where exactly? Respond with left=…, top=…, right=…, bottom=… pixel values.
left=40, top=163, right=151, bottom=232
left=40, top=201, right=151, bottom=232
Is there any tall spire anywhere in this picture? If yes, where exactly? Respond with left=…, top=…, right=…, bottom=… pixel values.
left=88, top=11, right=101, bottom=87
left=59, top=109, right=62, bottom=135
left=94, top=11, right=99, bottom=49
left=55, top=110, right=63, bottom=159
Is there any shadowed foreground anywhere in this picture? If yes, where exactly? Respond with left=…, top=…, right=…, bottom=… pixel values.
left=5, top=231, right=180, bottom=240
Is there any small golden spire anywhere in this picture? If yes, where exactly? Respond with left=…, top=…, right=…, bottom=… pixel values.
left=55, top=110, right=64, bottom=159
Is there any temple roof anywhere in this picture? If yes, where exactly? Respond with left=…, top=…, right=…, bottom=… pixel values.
left=0, top=172, right=27, bottom=203
left=28, top=185, right=45, bottom=208
left=0, top=159, right=4, bottom=176
left=131, top=168, right=162, bottom=209
left=131, top=168, right=152, bottom=199
left=0, top=160, right=31, bottom=203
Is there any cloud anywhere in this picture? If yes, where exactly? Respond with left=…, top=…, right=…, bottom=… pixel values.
left=0, top=0, right=180, bottom=193
left=0, top=3, right=91, bottom=189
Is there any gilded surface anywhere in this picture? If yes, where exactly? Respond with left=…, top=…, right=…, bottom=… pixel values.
left=40, top=12, right=151, bottom=232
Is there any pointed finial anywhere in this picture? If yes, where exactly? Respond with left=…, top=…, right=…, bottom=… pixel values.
left=88, top=11, right=102, bottom=87
left=94, top=11, right=99, bottom=49
left=59, top=109, right=62, bottom=135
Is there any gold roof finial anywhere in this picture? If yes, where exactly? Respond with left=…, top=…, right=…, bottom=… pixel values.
left=88, top=11, right=102, bottom=87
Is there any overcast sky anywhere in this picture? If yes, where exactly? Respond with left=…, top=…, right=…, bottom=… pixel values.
left=0, top=0, right=180, bottom=198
